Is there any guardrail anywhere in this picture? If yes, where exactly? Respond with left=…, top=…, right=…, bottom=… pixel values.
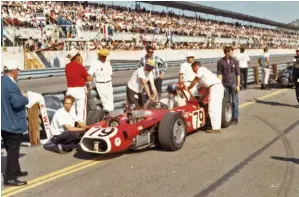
left=13, top=54, right=290, bottom=80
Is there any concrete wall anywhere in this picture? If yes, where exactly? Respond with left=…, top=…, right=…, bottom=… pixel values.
left=1, top=48, right=297, bottom=70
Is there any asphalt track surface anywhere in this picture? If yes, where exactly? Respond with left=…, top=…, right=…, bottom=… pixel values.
left=18, top=55, right=294, bottom=94
left=1, top=85, right=299, bottom=197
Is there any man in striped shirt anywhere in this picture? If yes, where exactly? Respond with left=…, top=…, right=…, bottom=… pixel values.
left=139, top=45, right=167, bottom=99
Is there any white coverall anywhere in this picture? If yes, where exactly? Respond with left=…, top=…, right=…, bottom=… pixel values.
left=66, top=87, right=87, bottom=123
left=196, top=67, right=224, bottom=130
left=260, top=52, right=270, bottom=85
left=179, top=62, right=198, bottom=99
left=88, top=60, right=114, bottom=111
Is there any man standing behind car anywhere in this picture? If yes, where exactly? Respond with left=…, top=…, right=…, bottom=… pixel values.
left=88, top=49, right=114, bottom=112
left=292, top=47, right=299, bottom=108
left=258, top=47, right=271, bottom=90
left=188, top=61, right=224, bottom=133
left=139, top=45, right=167, bottom=99
left=1, top=60, right=29, bottom=186
left=65, top=48, right=93, bottom=124
left=50, top=95, right=89, bottom=154
left=236, top=46, right=250, bottom=90
left=179, top=51, right=198, bottom=98
left=127, top=59, right=158, bottom=109
left=217, top=45, right=240, bottom=125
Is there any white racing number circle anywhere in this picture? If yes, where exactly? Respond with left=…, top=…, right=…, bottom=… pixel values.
left=86, top=127, right=118, bottom=138
left=114, top=137, right=121, bottom=146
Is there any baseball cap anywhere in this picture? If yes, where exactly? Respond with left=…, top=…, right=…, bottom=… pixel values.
left=67, top=48, right=80, bottom=59
left=2, top=60, right=22, bottom=71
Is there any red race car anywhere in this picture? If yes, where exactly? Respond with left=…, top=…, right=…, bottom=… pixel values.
left=80, top=84, right=233, bottom=154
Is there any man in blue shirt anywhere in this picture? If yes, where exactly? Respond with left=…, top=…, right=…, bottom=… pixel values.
left=1, top=60, right=29, bottom=186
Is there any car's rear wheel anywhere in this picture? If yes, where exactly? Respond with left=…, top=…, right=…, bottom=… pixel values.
left=222, top=96, right=233, bottom=128
left=158, top=112, right=186, bottom=151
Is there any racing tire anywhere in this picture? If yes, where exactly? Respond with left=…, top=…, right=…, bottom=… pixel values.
left=221, top=96, right=233, bottom=128
left=158, top=112, right=186, bottom=151
left=86, top=110, right=105, bottom=125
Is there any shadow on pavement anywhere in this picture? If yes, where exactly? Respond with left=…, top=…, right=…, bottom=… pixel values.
left=271, top=156, right=299, bottom=164
left=253, top=99, right=296, bottom=108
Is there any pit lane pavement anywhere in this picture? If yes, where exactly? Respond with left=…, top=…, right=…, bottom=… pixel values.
left=1, top=85, right=299, bottom=197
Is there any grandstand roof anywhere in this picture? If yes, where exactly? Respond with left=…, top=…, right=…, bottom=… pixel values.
left=139, top=1, right=299, bottom=31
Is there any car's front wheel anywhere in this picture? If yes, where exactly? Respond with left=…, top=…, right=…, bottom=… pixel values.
left=158, top=112, right=186, bottom=151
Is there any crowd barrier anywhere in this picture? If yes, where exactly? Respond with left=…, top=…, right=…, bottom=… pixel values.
left=23, top=63, right=289, bottom=146
left=9, top=54, right=290, bottom=80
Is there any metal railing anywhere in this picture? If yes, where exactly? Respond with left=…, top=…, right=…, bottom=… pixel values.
left=14, top=54, right=291, bottom=80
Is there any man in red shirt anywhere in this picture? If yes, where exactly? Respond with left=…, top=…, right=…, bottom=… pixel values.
left=65, top=49, right=93, bottom=123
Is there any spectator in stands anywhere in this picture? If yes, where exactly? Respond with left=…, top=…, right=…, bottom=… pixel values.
left=258, top=47, right=271, bottom=90
left=50, top=95, right=88, bottom=154
left=236, top=46, right=250, bottom=90
left=1, top=60, right=28, bottom=186
left=139, top=45, right=167, bottom=99
left=217, top=46, right=240, bottom=125
left=65, top=48, right=93, bottom=124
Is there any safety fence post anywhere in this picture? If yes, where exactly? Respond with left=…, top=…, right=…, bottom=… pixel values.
left=254, top=66, right=259, bottom=84
left=27, top=103, right=40, bottom=145
left=272, top=64, right=278, bottom=80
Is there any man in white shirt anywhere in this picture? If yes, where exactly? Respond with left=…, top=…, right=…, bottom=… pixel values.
left=88, top=49, right=114, bottom=112
left=50, top=95, right=88, bottom=154
left=236, top=46, right=250, bottom=90
left=188, top=61, right=224, bottom=133
left=258, top=47, right=270, bottom=90
left=126, top=59, right=158, bottom=109
left=179, top=51, right=198, bottom=98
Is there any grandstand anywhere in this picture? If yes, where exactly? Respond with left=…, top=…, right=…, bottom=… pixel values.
left=1, top=1, right=299, bottom=52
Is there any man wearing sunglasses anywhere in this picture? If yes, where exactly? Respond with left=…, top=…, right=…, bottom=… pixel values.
left=139, top=45, right=167, bottom=100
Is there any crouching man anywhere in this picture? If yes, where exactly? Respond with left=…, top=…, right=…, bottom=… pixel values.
left=50, top=95, right=89, bottom=153
left=160, top=84, right=186, bottom=110
left=188, top=61, right=224, bottom=133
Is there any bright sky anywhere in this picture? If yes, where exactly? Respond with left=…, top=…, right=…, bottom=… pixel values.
left=99, top=1, right=299, bottom=26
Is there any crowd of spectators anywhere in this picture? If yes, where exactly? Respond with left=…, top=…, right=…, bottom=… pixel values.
left=1, top=1, right=299, bottom=51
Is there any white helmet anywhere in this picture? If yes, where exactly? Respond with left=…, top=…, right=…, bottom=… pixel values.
left=186, top=51, right=195, bottom=58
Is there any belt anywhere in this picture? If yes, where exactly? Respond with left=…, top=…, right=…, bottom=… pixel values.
left=209, top=83, right=222, bottom=88
left=97, top=80, right=111, bottom=84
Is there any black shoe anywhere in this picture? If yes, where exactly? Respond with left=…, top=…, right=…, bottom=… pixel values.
left=232, top=119, right=239, bottom=125
left=261, top=84, right=264, bottom=90
left=18, top=171, right=28, bottom=177
left=4, top=179, right=27, bottom=186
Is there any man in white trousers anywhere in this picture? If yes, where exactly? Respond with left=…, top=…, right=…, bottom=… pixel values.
left=188, top=61, right=224, bottom=133
left=258, top=47, right=270, bottom=90
left=179, top=51, right=198, bottom=99
left=65, top=49, right=93, bottom=124
left=88, top=49, right=114, bottom=112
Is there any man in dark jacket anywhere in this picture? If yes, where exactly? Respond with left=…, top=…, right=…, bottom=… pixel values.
left=293, top=48, right=299, bottom=108
left=1, top=60, right=29, bottom=186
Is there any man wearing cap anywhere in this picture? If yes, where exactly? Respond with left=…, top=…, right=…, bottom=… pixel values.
left=88, top=49, right=114, bottom=112
left=1, top=60, right=29, bottom=186
left=139, top=45, right=167, bottom=99
left=65, top=49, right=93, bottom=124
left=179, top=51, right=198, bottom=98
left=188, top=61, right=224, bottom=133
left=127, top=59, right=159, bottom=109
left=292, top=47, right=299, bottom=108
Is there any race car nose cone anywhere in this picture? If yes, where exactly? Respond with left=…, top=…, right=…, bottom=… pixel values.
left=81, top=138, right=108, bottom=153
